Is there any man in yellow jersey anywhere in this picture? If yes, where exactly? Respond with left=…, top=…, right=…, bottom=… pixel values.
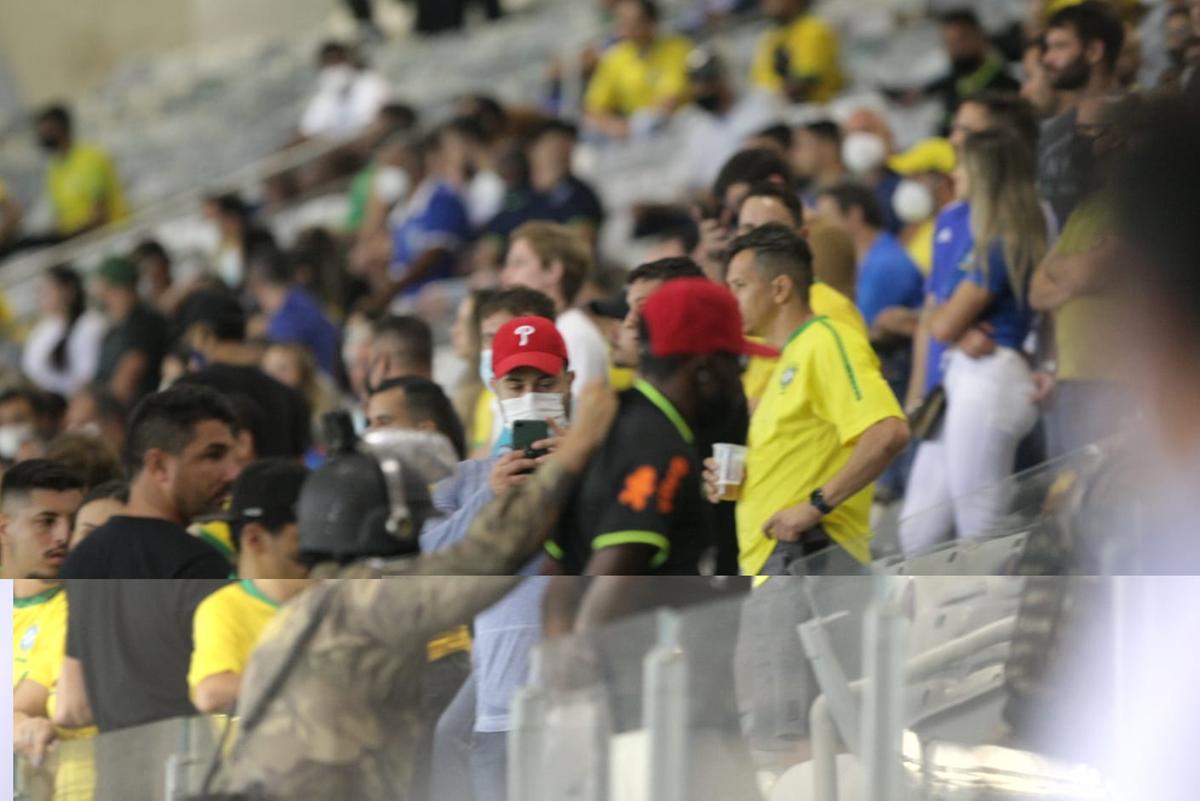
left=34, top=104, right=129, bottom=238
left=733, top=181, right=870, bottom=409
left=584, top=0, right=693, bottom=139
left=886, top=138, right=957, bottom=276
left=714, top=224, right=908, bottom=576
left=1, top=460, right=83, bottom=582
left=751, top=0, right=843, bottom=103
left=189, top=460, right=311, bottom=712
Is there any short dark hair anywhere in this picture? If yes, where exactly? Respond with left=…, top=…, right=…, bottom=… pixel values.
left=618, top=0, right=660, bottom=22
left=123, top=385, right=239, bottom=477
left=318, top=40, right=350, bottom=62
left=131, top=239, right=170, bottom=265
left=740, top=181, right=804, bottom=227
left=380, top=103, right=419, bottom=131
left=962, top=90, right=1040, bottom=150
left=477, top=286, right=557, bottom=323
left=372, top=315, right=433, bottom=371
left=36, top=104, right=71, bottom=132
left=0, top=387, right=39, bottom=412
left=370, top=376, right=467, bottom=459
left=752, top=123, right=794, bottom=151
left=713, top=148, right=794, bottom=202
left=247, top=244, right=294, bottom=287
left=177, top=289, right=247, bottom=342
left=530, top=117, right=579, bottom=143
left=1047, top=0, right=1125, bottom=72
left=804, top=120, right=842, bottom=145
left=444, top=115, right=487, bottom=145
left=628, top=257, right=705, bottom=284
left=82, top=479, right=129, bottom=507
left=819, top=182, right=885, bottom=230
left=212, top=192, right=249, bottom=220
left=45, top=432, right=124, bottom=490
left=0, top=459, right=84, bottom=508
left=726, top=223, right=814, bottom=295
left=938, top=8, right=981, bottom=29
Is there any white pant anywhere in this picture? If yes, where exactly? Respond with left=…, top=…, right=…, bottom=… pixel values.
left=899, top=348, right=1039, bottom=555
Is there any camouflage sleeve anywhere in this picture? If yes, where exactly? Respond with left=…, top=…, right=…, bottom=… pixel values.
left=337, top=577, right=523, bottom=648
left=405, top=460, right=576, bottom=576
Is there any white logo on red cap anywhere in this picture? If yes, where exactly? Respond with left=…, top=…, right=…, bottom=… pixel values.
left=515, top=324, right=536, bottom=347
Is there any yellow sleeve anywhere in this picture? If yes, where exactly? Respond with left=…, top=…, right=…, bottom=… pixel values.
left=75, top=149, right=108, bottom=202
left=188, top=592, right=243, bottom=689
left=750, top=31, right=782, bottom=89
left=584, top=48, right=621, bottom=114
left=26, top=600, right=68, bottom=690
left=655, top=39, right=693, bottom=104
left=808, top=320, right=903, bottom=445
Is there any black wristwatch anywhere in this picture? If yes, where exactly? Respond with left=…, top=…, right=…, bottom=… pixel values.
left=810, top=488, right=835, bottom=516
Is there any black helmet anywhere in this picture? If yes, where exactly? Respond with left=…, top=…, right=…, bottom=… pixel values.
left=298, top=412, right=457, bottom=565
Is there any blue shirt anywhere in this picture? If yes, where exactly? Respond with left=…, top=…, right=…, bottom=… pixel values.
left=388, top=180, right=471, bottom=296
left=856, top=231, right=925, bottom=330
left=967, top=239, right=1032, bottom=351
left=266, top=287, right=340, bottom=376
left=421, top=456, right=546, bottom=733
left=924, top=201, right=973, bottom=393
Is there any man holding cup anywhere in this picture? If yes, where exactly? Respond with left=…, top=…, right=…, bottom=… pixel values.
left=715, top=224, right=909, bottom=576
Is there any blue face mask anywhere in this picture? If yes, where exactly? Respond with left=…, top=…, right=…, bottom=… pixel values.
left=479, top=348, right=493, bottom=387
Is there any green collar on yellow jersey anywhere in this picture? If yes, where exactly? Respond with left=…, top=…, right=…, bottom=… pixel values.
left=239, top=579, right=281, bottom=609
left=14, top=584, right=64, bottom=608
left=785, top=315, right=829, bottom=348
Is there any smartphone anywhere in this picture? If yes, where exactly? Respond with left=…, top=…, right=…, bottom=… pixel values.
left=512, top=420, right=551, bottom=461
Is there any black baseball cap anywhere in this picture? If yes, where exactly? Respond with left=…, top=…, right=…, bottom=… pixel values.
left=214, top=458, right=309, bottom=530
left=588, top=289, right=630, bottom=320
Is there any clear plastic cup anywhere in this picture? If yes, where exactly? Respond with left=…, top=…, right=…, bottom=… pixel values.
left=712, top=443, right=747, bottom=502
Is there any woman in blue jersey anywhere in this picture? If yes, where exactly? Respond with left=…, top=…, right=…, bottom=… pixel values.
left=899, top=128, right=1047, bottom=553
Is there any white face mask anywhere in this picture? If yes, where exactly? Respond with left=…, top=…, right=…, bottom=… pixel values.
left=374, top=166, right=411, bottom=205
left=842, top=132, right=888, bottom=175
left=479, top=348, right=493, bottom=387
left=0, top=423, right=34, bottom=461
left=893, top=178, right=935, bottom=224
left=217, top=248, right=243, bottom=289
left=318, top=65, right=355, bottom=95
left=498, top=393, right=568, bottom=429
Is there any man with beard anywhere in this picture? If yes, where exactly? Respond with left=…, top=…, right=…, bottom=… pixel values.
left=544, top=278, right=765, bottom=576
left=60, top=384, right=241, bottom=579
left=1038, top=1, right=1125, bottom=224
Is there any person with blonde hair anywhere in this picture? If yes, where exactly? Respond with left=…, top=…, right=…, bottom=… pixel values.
left=899, top=127, right=1048, bottom=554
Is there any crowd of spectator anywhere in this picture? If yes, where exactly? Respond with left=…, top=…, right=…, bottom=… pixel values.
left=5, top=0, right=1200, bottom=799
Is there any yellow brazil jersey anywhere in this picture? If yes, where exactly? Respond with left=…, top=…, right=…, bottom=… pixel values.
left=46, top=142, right=129, bottom=236
left=470, top=388, right=496, bottom=456
left=14, top=585, right=67, bottom=688
left=742, top=283, right=871, bottom=405
left=24, top=595, right=100, bottom=742
left=905, top=219, right=935, bottom=277
left=737, top=316, right=903, bottom=576
left=751, top=15, right=843, bottom=103
left=192, top=520, right=238, bottom=568
left=188, top=580, right=280, bottom=693
left=584, top=35, right=693, bottom=117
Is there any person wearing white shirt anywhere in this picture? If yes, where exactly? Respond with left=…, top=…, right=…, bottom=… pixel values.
left=299, top=42, right=390, bottom=141
left=21, top=265, right=106, bottom=398
left=500, top=221, right=611, bottom=398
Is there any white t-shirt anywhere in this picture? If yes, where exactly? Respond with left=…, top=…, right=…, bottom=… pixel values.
left=299, top=69, right=390, bottom=140
left=21, top=311, right=108, bottom=397
left=556, top=308, right=611, bottom=399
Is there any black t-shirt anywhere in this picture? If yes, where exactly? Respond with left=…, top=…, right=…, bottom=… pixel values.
left=177, top=363, right=311, bottom=458
left=59, top=515, right=232, bottom=579
left=65, top=579, right=229, bottom=732
left=1038, top=109, right=1081, bottom=228
left=95, top=302, right=169, bottom=401
left=549, top=383, right=709, bottom=575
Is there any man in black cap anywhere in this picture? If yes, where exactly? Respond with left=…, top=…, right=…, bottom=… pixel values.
left=214, top=459, right=310, bottom=580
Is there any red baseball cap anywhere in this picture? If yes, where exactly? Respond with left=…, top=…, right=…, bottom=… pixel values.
left=640, top=278, right=779, bottom=359
left=492, top=316, right=570, bottom=378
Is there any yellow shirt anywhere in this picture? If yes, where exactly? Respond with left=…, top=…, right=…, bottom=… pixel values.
left=23, top=592, right=100, bottom=743
left=192, top=520, right=237, bottom=567
left=1050, top=195, right=1121, bottom=383
left=15, top=585, right=68, bottom=688
left=737, top=316, right=903, bottom=575
left=46, top=142, right=129, bottom=235
left=584, top=36, right=693, bottom=117
left=470, top=388, right=496, bottom=456
left=905, top=219, right=935, bottom=277
left=742, top=283, right=871, bottom=404
left=751, top=15, right=843, bottom=103
left=189, top=580, right=280, bottom=691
